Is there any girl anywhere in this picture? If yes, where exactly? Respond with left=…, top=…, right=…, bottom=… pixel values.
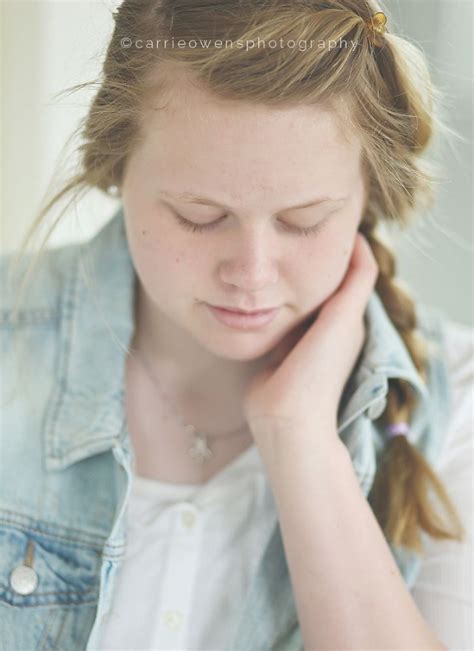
left=1, top=1, right=472, bottom=650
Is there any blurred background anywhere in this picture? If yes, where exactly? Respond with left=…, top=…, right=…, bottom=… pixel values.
left=1, top=0, right=473, bottom=324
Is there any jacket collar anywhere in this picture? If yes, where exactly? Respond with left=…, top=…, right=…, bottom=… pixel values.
left=45, top=206, right=428, bottom=471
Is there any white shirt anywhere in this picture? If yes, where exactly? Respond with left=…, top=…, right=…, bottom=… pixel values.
left=98, top=320, right=473, bottom=651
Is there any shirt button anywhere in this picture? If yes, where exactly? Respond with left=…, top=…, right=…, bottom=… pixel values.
left=9, top=565, right=39, bottom=595
left=162, top=610, right=183, bottom=630
left=181, top=509, right=196, bottom=528
left=366, top=396, right=387, bottom=420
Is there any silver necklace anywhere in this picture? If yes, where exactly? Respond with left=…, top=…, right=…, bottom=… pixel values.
left=131, top=349, right=251, bottom=464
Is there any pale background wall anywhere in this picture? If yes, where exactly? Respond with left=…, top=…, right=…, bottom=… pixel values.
left=1, top=0, right=472, bottom=324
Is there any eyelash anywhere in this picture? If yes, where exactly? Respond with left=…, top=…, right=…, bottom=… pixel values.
left=174, top=213, right=329, bottom=237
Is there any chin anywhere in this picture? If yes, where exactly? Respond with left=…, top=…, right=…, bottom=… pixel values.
left=198, top=330, right=283, bottom=362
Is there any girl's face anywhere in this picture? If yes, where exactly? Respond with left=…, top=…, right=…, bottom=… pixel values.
left=121, top=75, right=367, bottom=362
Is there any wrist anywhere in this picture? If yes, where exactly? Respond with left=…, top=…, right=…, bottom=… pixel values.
left=252, top=421, right=350, bottom=478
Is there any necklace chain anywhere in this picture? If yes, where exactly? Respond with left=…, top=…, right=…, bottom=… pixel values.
left=129, top=347, right=251, bottom=464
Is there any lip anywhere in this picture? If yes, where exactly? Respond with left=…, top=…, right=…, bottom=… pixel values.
left=206, top=304, right=280, bottom=330
left=211, top=304, right=278, bottom=314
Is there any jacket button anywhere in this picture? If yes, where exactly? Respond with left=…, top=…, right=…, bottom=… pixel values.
left=9, top=565, right=39, bottom=595
left=366, top=396, right=387, bottom=420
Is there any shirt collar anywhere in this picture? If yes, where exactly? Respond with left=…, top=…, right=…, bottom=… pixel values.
left=45, top=206, right=428, bottom=471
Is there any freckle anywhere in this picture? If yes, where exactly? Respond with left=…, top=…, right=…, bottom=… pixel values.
left=175, top=257, right=180, bottom=263
left=141, top=229, right=148, bottom=236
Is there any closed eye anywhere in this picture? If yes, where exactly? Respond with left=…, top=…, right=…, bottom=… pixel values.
left=173, top=213, right=332, bottom=237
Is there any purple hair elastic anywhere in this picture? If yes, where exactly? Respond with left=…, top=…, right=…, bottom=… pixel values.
left=387, top=421, right=409, bottom=438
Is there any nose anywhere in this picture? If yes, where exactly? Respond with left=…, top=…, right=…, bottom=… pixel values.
left=218, top=223, right=279, bottom=292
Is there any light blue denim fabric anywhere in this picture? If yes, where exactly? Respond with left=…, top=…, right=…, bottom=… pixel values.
left=0, top=206, right=452, bottom=650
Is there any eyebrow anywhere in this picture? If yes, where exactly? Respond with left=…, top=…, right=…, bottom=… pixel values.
left=159, top=190, right=346, bottom=213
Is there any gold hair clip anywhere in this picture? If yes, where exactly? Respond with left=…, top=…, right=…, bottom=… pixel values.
left=314, top=4, right=388, bottom=49
left=365, top=11, right=387, bottom=48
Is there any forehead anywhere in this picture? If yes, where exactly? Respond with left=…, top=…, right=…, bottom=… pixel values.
left=142, top=68, right=358, bottom=143
left=136, top=69, right=363, bottom=199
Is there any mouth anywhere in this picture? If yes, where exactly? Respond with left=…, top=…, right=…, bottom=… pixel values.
left=209, top=305, right=279, bottom=315
left=206, top=304, right=280, bottom=330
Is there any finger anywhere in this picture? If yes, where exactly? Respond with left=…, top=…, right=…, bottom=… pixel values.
left=267, top=312, right=316, bottom=367
left=319, top=233, right=378, bottom=325
left=266, top=235, right=376, bottom=376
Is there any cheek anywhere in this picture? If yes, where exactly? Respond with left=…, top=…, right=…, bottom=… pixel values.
left=127, top=219, right=209, bottom=298
left=127, top=214, right=182, bottom=265
left=300, top=233, right=354, bottom=303
left=329, top=238, right=355, bottom=286
left=121, top=199, right=200, bottom=296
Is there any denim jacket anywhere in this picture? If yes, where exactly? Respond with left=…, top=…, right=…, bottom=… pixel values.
left=0, top=207, right=452, bottom=650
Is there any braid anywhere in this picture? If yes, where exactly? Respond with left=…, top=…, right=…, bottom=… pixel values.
left=360, top=217, right=465, bottom=552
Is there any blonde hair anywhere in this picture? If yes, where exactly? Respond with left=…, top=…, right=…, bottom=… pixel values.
left=7, top=0, right=465, bottom=552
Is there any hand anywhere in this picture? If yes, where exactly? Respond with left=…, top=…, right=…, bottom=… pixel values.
left=242, top=233, right=379, bottom=441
